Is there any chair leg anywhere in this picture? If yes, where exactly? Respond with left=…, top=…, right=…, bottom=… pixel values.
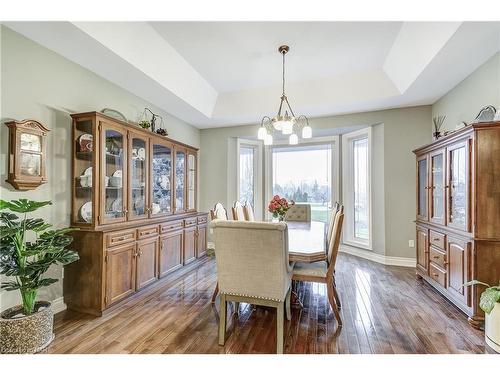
left=285, top=288, right=291, bottom=321
left=332, top=277, right=341, bottom=310
left=327, top=282, right=342, bottom=327
left=276, top=302, right=284, bottom=354
left=218, top=294, right=227, bottom=345
left=211, top=282, right=219, bottom=304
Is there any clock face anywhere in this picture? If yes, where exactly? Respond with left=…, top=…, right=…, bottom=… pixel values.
left=19, top=153, right=41, bottom=177
left=20, top=133, right=41, bottom=152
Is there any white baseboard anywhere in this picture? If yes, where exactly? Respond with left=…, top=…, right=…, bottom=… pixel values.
left=51, top=297, right=67, bottom=314
left=340, top=245, right=416, bottom=267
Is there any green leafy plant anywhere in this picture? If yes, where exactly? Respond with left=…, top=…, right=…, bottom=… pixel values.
left=138, top=120, right=151, bottom=129
left=464, top=280, right=500, bottom=314
left=0, top=199, right=79, bottom=316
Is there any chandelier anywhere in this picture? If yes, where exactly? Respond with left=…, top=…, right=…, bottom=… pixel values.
left=258, top=45, right=312, bottom=145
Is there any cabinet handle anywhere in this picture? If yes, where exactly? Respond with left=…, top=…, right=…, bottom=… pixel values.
left=123, top=209, right=129, bottom=214
left=433, top=237, right=440, bottom=241
left=443, top=262, right=449, bottom=266
left=432, top=255, right=439, bottom=259
left=433, top=273, right=439, bottom=277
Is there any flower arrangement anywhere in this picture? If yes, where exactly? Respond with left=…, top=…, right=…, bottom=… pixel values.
left=268, top=195, right=294, bottom=221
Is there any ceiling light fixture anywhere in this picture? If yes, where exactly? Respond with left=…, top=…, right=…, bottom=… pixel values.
left=257, top=45, right=312, bottom=145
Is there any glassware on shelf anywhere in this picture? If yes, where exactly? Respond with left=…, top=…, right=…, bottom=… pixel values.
left=104, top=129, right=125, bottom=220
left=175, top=150, right=185, bottom=211
left=152, top=143, right=172, bottom=215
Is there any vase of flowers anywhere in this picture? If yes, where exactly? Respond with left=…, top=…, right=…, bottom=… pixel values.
left=268, top=195, right=294, bottom=221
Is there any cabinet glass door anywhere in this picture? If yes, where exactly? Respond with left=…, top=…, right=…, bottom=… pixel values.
left=175, top=149, right=186, bottom=213
left=101, top=123, right=127, bottom=224
left=73, top=117, right=95, bottom=225
left=430, top=151, right=445, bottom=224
left=151, top=141, right=172, bottom=216
left=417, top=155, right=428, bottom=221
left=129, top=134, right=148, bottom=220
left=447, top=142, right=469, bottom=231
left=187, top=152, right=196, bottom=211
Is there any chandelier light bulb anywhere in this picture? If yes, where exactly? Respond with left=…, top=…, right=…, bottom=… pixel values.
left=257, top=126, right=267, bottom=140
left=289, top=133, right=298, bottom=145
left=302, top=125, right=312, bottom=139
left=281, top=121, right=293, bottom=135
left=264, top=133, right=273, bottom=145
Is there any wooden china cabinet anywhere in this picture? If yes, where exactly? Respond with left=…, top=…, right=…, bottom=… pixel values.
left=413, top=121, right=500, bottom=329
left=64, top=112, right=207, bottom=316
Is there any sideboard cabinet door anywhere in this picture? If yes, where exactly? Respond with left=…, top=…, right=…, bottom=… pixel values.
left=159, top=231, right=183, bottom=277
left=184, top=226, right=196, bottom=265
left=416, top=226, right=429, bottom=275
left=447, top=237, right=471, bottom=306
left=197, top=225, right=207, bottom=258
left=136, top=238, right=158, bottom=290
left=417, top=155, right=429, bottom=221
left=105, top=243, right=136, bottom=306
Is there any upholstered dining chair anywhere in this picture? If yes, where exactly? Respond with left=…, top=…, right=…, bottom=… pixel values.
left=284, top=203, right=311, bottom=222
left=292, top=206, right=344, bottom=327
left=210, top=202, right=228, bottom=220
left=209, top=202, right=228, bottom=304
left=211, top=220, right=293, bottom=354
left=231, top=201, right=246, bottom=221
left=243, top=201, right=255, bottom=221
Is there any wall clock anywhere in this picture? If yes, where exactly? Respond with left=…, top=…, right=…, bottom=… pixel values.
left=5, top=119, right=50, bottom=190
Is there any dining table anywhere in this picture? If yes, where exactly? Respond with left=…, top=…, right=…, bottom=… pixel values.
left=287, top=220, right=327, bottom=263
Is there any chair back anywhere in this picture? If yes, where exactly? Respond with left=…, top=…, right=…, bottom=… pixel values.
left=327, top=202, right=340, bottom=246
left=284, top=203, right=311, bottom=222
left=327, top=206, right=344, bottom=277
left=243, top=201, right=255, bottom=221
left=210, top=203, right=228, bottom=220
left=211, top=220, right=292, bottom=302
left=232, top=201, right=246, bottom=221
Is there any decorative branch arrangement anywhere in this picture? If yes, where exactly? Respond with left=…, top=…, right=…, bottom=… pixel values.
left=432, top=115, right=446, bottom=139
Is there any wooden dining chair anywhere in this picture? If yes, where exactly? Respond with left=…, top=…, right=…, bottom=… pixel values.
left=243, top=201, right=255, bottom=221
left=292, top=206, right=344, bottom=326
left=210, top=202, right=228, bottom=220
left=326, top=202, right=340, bottom=246
left=231, top=201, right=246, bottom=221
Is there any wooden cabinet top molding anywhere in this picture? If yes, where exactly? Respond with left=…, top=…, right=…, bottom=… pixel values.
left=71, top=111, right=199, bottom=151
left=413, top=121, right=500, bottom=155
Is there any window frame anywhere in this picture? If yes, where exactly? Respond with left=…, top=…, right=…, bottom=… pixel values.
left=236, top=139, right=263, bottom=219
left=342, top=127, right=373, bottom=250
left=264, top=136, right=340, bottom=221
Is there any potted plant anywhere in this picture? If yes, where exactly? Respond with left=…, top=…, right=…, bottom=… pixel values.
left=268, top=195, right=294, bottom=221
left=0, top=199, right=79, bottom=353
left=138, top=120, right=151, bottom=129
left=464, top=280, right=500, bottom=353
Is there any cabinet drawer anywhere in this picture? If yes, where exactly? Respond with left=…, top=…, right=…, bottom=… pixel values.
left=160, top=220, right=184, bottom=233
left=197, top=215, right=208, bottom=224
left=184, top=217, right=198, bottom=227
left=137, top=225, right=159, bottom=239
left=105, top=229, right=136, bottom=248
left=429, top=246, right=446, bottom=269
left=429, top=263, right=446, bottom=288
left=429, top=230, right=445, bottom=250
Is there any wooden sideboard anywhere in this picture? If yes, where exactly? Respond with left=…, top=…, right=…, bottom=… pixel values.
left=64, top=112, right=207, bottom=316
left=413, top=121, right=500, bottom=329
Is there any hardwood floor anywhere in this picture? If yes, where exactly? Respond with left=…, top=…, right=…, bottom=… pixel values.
left=47, top=253, right=487, bottom=354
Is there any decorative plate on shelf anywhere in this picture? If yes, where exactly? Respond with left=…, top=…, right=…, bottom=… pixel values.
left=83, top=167, right=93, bottom=176
left=112, top=169, right=122, bottom=178
left=79, top=201, right=92, bottom=222
left=77, top=134, right=93, bottom=152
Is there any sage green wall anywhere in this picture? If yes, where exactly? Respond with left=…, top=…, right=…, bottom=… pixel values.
left=432, top=52, right=500, bottom=132
left=0, top=26, right=200, bottom=311
left=200, top=106, right=432, bottom=259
